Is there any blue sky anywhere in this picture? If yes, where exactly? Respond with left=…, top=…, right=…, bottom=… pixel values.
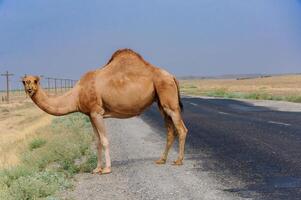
left=0, top=0, right=301, bottom=89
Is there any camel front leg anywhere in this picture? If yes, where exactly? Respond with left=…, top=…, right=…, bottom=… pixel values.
left=90, top=118, right=103, bottom=174
left=90, top=112, right=112, bottom=174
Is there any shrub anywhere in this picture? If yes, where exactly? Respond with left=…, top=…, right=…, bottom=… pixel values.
left=9, top=171, right=70, bottom=200
left=79, top=152, right=97, bottom=173
left=286, top=96, right=301, bottom=103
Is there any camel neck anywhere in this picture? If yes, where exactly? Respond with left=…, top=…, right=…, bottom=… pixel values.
left=31, top=85, right=79, bottom=116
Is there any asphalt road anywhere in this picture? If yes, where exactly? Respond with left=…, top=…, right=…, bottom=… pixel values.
left=142, top=97, right=301, bottom=200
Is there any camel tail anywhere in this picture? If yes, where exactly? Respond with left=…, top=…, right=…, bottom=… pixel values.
left=173, top=77, right=183, bottom=112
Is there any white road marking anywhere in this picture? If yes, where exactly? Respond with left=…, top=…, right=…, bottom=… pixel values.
left=218, top=111, right=230, bottom=115
left=268, top=121, right=291, bottom=126
left=189, top=102, right=198, bottom=106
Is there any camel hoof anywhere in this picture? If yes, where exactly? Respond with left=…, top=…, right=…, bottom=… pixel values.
left=172, top=160, right=183, bottom=166
left=92, top=167, right=102, bottom=174
left=101, top=167, right=112, bottom=174
left=155, top=158, right=166, bottom=165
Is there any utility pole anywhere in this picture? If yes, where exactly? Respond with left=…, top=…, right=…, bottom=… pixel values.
left=1, top=71, right=14, bottom=103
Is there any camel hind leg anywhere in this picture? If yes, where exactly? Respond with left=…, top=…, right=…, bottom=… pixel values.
left=154, top=76, right=188, bottom=165
left=155, top=103, right=176, bottom=164
left=165, top=108, right=188, bottom=165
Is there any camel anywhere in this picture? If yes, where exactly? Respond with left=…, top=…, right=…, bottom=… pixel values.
left=22, top=49, right=188, bottom=175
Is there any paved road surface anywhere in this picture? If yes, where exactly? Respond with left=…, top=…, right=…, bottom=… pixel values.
left=63, top=97, right=301, bottom=200
left=143, top=97, right=301, bottom=200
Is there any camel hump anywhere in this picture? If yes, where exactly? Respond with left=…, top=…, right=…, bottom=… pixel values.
left=106, top=48, right=150, bottom=66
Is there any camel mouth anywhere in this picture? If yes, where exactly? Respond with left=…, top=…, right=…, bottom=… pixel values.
left=27, top=89, right=35, bottom=96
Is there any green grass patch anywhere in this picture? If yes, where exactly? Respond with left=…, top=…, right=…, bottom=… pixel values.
left=29, top=138, right=47, bottom=151
left=205, top=88, right=228, bottom=97
left=0, top=113, right=97, bottom=200
left=286, top=95, right=301, bottom=103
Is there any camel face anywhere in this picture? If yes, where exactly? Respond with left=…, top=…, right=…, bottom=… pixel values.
left=22, top=75, right=40, bottom=97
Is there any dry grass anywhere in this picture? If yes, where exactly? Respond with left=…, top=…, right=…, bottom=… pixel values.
left=0, top=101, right=53, bottom=168
left=180, top=75, right=301, bottom=102
left=0, top=112, right=96, bottom=199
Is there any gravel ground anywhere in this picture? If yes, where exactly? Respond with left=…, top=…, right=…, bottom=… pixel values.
left=62, top=117, right=243, bottom=200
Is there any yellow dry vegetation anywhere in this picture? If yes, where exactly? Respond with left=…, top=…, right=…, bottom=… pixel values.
left=0, top=100, right=53, bottom=168
left=180, top=75, right=301, bottom=98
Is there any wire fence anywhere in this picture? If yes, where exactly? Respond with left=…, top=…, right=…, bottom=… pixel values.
left=0, top=71, right=78, bottom=104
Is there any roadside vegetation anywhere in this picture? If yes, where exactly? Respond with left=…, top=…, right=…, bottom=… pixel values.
left=180, top=75, right=301, bottom=103
left=0, top=101, right=52, bottom=167
left=0, top=113, right=97, bottom=200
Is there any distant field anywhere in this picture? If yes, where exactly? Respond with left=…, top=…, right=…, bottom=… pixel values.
left=180, top=75, right=301, bottom=103
left=0, top=88, right=69, bottom=104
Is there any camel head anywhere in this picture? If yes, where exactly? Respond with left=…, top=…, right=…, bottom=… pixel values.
left=22, top=75, right=40, bottom=97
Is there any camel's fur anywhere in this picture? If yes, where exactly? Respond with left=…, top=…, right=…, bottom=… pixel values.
left=23, top=49, right=188, bottom=174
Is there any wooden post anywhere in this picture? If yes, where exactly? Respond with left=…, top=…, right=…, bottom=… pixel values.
left=46, top=77, right=51, bottom=92
left=65, top=79, right=67, bottom=91
left=60, top=79, right=63, bottom=92
left=1, top=71, right=14, bottom=103
left=54, top=78, right=57, bottom=95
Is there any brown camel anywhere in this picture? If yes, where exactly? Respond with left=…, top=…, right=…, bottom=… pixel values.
left=22, top=49, right=188, bottom=174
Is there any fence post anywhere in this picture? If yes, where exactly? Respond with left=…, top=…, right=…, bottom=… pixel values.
left=1, top=71, right=14, bottom=103
left=65, top=79, right=67, bottom=91
left=60, top=79, right=63, bottom=92
left=46, top=77, right=51, bottom=92
left=54, top=78, right=57, bottom=95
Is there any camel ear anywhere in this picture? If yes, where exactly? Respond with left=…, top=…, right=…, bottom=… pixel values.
left=34, top=76, right=40, bottom=84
